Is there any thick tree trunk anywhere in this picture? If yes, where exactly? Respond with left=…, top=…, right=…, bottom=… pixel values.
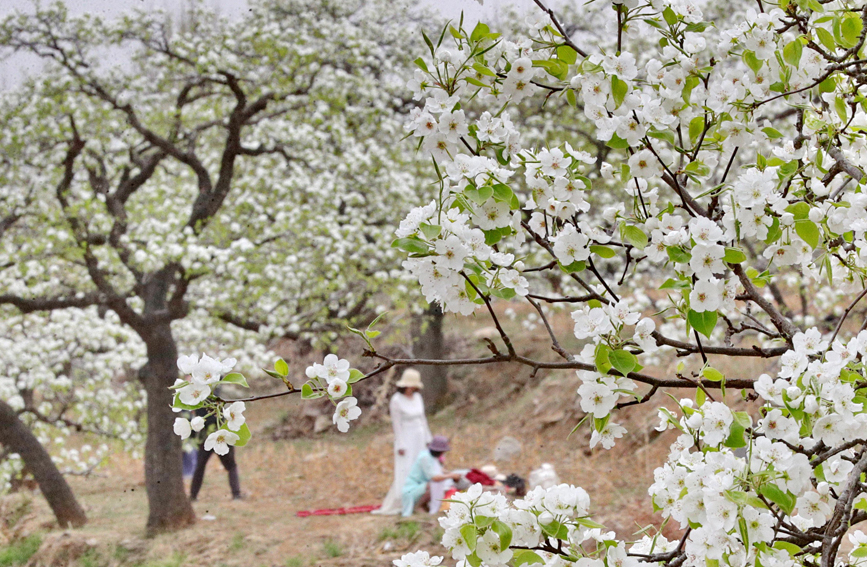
left=139, top=323, right=196, bottom=535
left=0, top=399, right=87, bottom=528
left=413, top=303, right=448, bottom=411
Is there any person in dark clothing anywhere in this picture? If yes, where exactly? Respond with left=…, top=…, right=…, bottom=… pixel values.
left=189, top=409, right=242, bottom=501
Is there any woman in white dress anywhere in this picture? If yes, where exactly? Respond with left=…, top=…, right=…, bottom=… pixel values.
left=373, top=369, right=432, bottom=515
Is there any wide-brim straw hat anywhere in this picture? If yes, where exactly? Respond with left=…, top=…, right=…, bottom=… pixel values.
left=396, top=368, right=423, bottom=389
left=428, top=435, right=451, bottom=452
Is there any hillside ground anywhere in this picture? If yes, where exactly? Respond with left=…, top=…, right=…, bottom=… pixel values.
left=0, top=304, right=777, bottom=567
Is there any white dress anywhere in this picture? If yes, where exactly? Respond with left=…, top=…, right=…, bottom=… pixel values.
left=373, top=392, right=432, bottom=515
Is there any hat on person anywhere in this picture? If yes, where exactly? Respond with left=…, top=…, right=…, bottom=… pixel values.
left=428, top=435, right=451, bottom=452
left=396, top=368, right=424, bottom=389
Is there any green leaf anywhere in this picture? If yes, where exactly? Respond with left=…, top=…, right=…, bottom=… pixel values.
left=301, top=382, right=324, bottom=400
left=662, top=6, right=678, bottom=26
left=460, top=524, right=478, bottom=553
left=647, top=129, right=677, bottom=146
left=689, top=116, right=705, bottom=146
left=590, top=245, right=616, bottom=258
left=606, top=133, right=630, bottom=149
left=611, top=75, right=628, bottom=108
left=696, top=386, right=706, bottom=407
left=783, top=38, right=803, bottom=67
left=773, top=541, right=802, bottom=557
left=609, top=349, right=637, bottom=376
left=275, top=358, right=289, bottom=377
left=492, top=183, right=513, bottom=202
left=470, top=22, right=490, bottom=43
left=533, top=59, right=568, bottom=80
left=391, top=237, right=429, bottom=254
left=222, top=373, right=249, bottom=388
left=558, top=260, right=586, bottom=274
left=795, top=219, right=820, bottom=249
left=465, top=77, right=489, bottom=88
left=513, top=550, right=545, bottom=566
left=595, top=344, right=612, bottom=374
left=733, top=411, right=752, bottom=428
left=666, top=246, right=691, bottom=264
left=557, top=45, right=578, bottom=64
left=413, top=57, right=428, bottom=72
left=760, top=484, right=796, bottom=516
left=688, top=309, right=718, bottom=338
left=491, top=519, right=512, bottom=551
left=842, top=13, right=863, bottom=48
left=724, top=419, right=747, bottom=448
left=723, top=247, right=746, bottom=264
left=743, top=51, right=762, bottom=75
left=725, top=490, right=768, bottom=510
left=816, top=27, right=836, bottom=51
left=420, top=223, right=441, bottom=240
left=472, top=62, right=495, bottom=77
left=347, top=369, right=364, bottom=384
left=622, top=225, right=648, bottom=249
left=852, top=547, right=867, bottom=558
left=702, top=367, right=724, bottom=382
left=475, top=515, right=495, bottom=528
left=228, top=422, right=252, bottom=447
left=262, top=368, right=284, bottom=380
left=762, top=127, right=783, bottom=140
left=682, top=75, right=700, bottom=103
left=835, top=96, right=848, bottom=122
left=786, top=202, right=810, bottom=220
left=660, top=278, right=689, bottom=290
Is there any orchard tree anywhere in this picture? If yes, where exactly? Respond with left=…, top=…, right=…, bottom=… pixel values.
left=183, top=0, right=867, bottom=565
left=0, top=307, right=145, bottom=527
left=0, top=0, right=430, bottom=533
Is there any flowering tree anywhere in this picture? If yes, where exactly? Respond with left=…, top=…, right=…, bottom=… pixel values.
left=181, top=0, right=867, bottom=565
left=0, top=0, right=429, bottom=532
left=0, top=307, right=145, bottom=527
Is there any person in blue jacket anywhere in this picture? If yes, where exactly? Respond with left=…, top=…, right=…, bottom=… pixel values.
left=401, top=435, right=461, bottom=516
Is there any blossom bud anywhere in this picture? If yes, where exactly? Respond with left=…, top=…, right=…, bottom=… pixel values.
left=808, top=208, right=824, bottom=222
left=191, top=416, right=205, bottom=432
left=780, top=213, right=795, bottom=226
left=803, top=394, right=818, bottom=414
left=786, top=386, right=802, bottom=401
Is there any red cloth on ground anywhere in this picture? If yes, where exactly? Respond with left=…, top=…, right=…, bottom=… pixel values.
left=296, top=505, right=380, bottom=517
left=465, top=468, right=496, bottom=486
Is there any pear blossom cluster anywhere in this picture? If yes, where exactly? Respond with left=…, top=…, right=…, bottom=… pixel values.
left=0, top=307, right=146, bottom=489
left=396, top=482, right=680, bottom=567
left=171, top=353, right=250, bottom=455
left=304, top=355, right=363, bottom=432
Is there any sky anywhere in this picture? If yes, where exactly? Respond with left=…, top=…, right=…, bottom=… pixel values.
left=0, top=0, right=516, bottom=87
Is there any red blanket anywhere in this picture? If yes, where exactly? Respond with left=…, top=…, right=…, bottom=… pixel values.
left=465, top=468, right=496, bottom=486
left=296, top=505, right=380, bottom=517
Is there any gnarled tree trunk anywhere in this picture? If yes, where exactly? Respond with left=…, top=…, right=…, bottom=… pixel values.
left=0, top=398, right=87, bottom=528
left=137, top=270, right=195, bottom=535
